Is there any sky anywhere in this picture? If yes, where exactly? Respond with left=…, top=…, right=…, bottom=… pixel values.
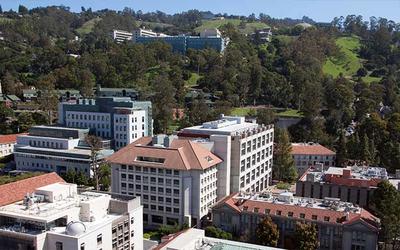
left=1, top=0, right=400, bottom=22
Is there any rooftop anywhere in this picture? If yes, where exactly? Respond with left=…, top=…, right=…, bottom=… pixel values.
left=0, top=173, right=65, bottom=207
left=155, top=228, right=281, bottom=250
left=213, top=192, right=379, bottom=230
left=291, top=142, right=336, bottom=155
left=107, top=137, right=222, bottom=171
left=0, top=182, right=136, bottom=237
left=0, top=133, right=27, bottom=144
left=299, top=165, right=388, bottom=187
left=180, top=115, right=271, bottom=136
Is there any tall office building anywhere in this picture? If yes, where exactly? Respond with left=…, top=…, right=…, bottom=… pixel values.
left=58, top=97, right=153, bottom=150
left=108, top=135, right=222, bottom=227
left=179, top=115, right=274, bottom=199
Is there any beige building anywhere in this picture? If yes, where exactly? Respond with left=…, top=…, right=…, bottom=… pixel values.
left=0, top=133, right=26, bottom=158
left=211, top=192, right=380, bottom=250
left=291, top=142, right=336, bottom=175
left=108, top=135, right=222, bottom=227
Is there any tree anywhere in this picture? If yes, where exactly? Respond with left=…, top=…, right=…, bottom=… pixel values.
left=256, top=109, right=276, bottom=125
left=17, top=112, right=35, bottom=132
left=335, top=132, right=347, bottom=166
left=205, top=226, right=232, bottom=240
left=255, top=217, right=279, bottom=247
left=98, top=163, right=111, bottom=191
left=79, top=69, right=95, bottom=98
left=273, top=129, right=297, bottom=183
left=294, top=223, right=319, bottom=250
left=371, top=181, right=400, bottom=249
left=37, top=74, right=59, bottom=125
left=85, top=135, right=103, bottom=191
left=18, top=5, right=28, bottom=15
left=0, top=5, right=3, bottom=14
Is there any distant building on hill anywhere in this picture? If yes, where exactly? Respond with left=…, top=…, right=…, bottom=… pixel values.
left=0, top=133, right=27, bottom=158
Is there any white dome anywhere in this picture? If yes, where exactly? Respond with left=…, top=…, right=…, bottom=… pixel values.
left=65, top=221, right=86, bottom=236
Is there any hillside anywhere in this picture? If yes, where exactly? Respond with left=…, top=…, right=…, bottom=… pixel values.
left=195, top=19, right=269, bottom=34
left=75, top=17, right=102, bottom=35
left=323, top=36, right=362, bottom=78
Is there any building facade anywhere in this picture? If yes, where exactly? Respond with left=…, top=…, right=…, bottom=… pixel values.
left=212, top=192, right=380, bottom=250
left=179, top=115, right=274, bottom=199
left=112, top=29, right=133, bottom=43
left=108, top=135, right=222, bottom=227
left=0, top=180, right=143, bottom=250
left=132, top=28, right=228, bottom=54
left=291, top=142, right=336, bottom=175
left=0, top=133, right=26, bottom=158
left=296, top=165, right=388, bottom=208
left=58, top=97, right=152, bottom=150
left=14, top=126, right=113, bottom=176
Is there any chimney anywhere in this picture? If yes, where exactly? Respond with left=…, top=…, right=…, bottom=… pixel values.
left=343, top=169, right=351, bottom=178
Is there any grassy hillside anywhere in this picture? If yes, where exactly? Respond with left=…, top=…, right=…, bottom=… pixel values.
left=195, top=19, right=269, bottom=34
left=140, top=21, right=174, bottom=29
left=76, top=17, right=101, bottom=35
left=323, top=36, right=362, bottom=78
left=185, top=72, right=202, bottom=87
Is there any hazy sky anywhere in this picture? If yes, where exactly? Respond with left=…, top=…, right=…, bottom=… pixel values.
left=1, top=0, right=400, bottom=22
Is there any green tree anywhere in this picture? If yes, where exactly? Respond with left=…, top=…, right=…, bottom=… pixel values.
left=255, top=217, right=279, bottom=247
left=152, top=74, right=176, bottom=134
left=98, top=163, right=111, bottom=191
left=17, top=112, right=35, bottom=132
left=204, top=226, right=232, bottom=240
left=256, top=109, right=276, bottom=125
left=335, top=131, right=347, bottom=166
left=79, top=69, right=95, bottom=98
left=37, top=74, right=59, bottom=125
left=371, top=181, right=400, bottom=249
left=85, top=135, right=103, bottom=191
left=360, top=133, right=371, bottom=164
left=294, top=223, right=319, bottom=250
left=273, top=129, right=297, bottom=183
left=18, top=5, right=28, bottom=15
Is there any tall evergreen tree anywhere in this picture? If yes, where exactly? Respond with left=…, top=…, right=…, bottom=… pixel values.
left=335, top=131, right=347, bottom=166
left=360, top=133, right=371, bottom=163
left=273, top=129, right=297, bottom=183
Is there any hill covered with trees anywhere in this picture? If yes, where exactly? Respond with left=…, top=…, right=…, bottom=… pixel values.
left=1, top=5, right=400, bottom=171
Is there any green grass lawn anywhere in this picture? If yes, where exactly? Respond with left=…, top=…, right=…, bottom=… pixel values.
left=362, top=75, right=381, bottom=84
left=230, top=107, right=303, bottom=118
left=140, top=21, right=174, bottom=29
left=323, top=36, right=362, bottom=78
left=76, top=17, right=101, bottom=35
left=185, top=73, right=202, bottom=87
left=195, top=19, right=269, bottom=34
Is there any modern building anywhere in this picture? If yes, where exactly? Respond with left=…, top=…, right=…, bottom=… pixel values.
left=14, top=126, right=114, bottom=176
left=152, top=228, right=282, bottom=250
left=211, top=192, right=380, bottom=250
left=132, top=28, right=228, bottom=54
left=0, top=178, right=143, bottom=250
left=291, top=142, right=336, bottom=175
left=179, top=115, right=274, bottom=199
left=112, top=29, right=133, bottom=43
left=250, top=28, right=273, bottom=43
left=0, top=133, right=26, bottom=158
left=296, top=165, right=388, bottom=208
left=108, top=135, right=222, bottom=227
left=107, top=135, right=222, bottom=226
left=58, top=97, right=153, bottom=150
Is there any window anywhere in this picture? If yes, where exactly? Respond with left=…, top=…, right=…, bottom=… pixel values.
left=264, top=209, right=270, bottom=214
left=56, top=242, right=63, bottom=250
left=97, top=234, right=102, bottom=244
left=300, top=213, right=305, bottom=219
left=80, top=243, right=85, bottom=250
left=324, top=216, right=330, bottom=222
left=312, top=215, right=318, bottom=220
left=276, top=210, right=282, bottom=215
left=288, top=212, right=294, bottom=217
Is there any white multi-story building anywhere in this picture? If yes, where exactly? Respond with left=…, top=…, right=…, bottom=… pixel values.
left=108, top=135, right=222, bottom=227
left=0, top=133, right=26, bottom=158
left=58, top=97, right=153, bottom=150
left=14, top=126, right=113, bottom=176
left=0, top=179, right=143, bottom=250
left=112, top=29, right=133, bottom=43
left=179, top=115, right=274, bottom=198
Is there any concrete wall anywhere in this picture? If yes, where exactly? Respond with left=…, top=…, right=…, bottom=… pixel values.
left=210, top=135, right=231, bottom=199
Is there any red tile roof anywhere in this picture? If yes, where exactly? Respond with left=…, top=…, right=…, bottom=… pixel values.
left=107, top=137, right=222, bottom=171
left=291, top=143, right=336, bottom=155
left=325, top=174, right=382, bottom=187
left=213, top=194, right=379, bottom=230
left=0, top=172, right=65, bottom=207
left=0, top=133, right=27, bottom=144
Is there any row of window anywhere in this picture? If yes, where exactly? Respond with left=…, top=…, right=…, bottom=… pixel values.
left=241, top=133, right=274, bottom=156
left=120, top=165, right=180, bottom=176
left=121, top=174, right=180, bottom=186
left=29, top=140, right=63, bottom=149
left=68, top=113, right=109, bottom=121
left=121, top=183, right=180, bottom=195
